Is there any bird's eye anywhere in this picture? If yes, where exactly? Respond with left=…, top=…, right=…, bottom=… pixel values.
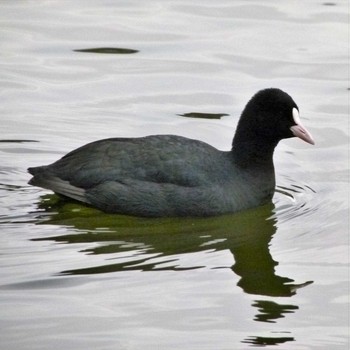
left=292, top=108, right=301, bottom=125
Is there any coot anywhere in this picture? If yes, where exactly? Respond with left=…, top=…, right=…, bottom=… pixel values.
left=28, top=88, right=314, bottom=217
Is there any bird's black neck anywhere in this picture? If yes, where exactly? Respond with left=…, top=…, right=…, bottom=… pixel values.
left=231, top=137, right=277, bottom=170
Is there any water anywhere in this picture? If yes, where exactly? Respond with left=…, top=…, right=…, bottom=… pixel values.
left=1, top=1, right=348, bottom=349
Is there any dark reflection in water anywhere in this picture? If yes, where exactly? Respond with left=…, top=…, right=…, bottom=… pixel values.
left=242, top=335, right=294, bottom=347
left=179, top=112, right=229, bottom=119
left=0, top=139, right=38, bottom=143
left=74, top=47, right=139, bottom=54
left=32, top=195, right=312, bottom=335
left=252, top=300, right=299, bottom=323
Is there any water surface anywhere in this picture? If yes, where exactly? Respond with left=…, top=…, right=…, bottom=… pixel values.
left=0, top=1, right=348, bottom=349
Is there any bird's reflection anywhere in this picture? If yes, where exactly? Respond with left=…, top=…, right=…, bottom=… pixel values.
left=252, top=300, right=299, bottom=323
left=242, top=335, right=295, bottom=347
left=33, top=194, right=312, bottom=343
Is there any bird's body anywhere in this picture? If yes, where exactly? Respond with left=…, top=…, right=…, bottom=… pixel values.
left=28, top=88, right=314, bottom=217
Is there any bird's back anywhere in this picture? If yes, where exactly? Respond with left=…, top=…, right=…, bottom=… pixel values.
left=29, top=135, right=261, bottom=216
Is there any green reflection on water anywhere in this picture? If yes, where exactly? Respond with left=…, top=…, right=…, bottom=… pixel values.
left=34, top=195, right=312, bottom=295
left=32, top=194, right=313, bottom=329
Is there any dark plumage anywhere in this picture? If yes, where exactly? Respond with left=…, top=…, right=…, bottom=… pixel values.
left=28, top=88, right=314, bottom=217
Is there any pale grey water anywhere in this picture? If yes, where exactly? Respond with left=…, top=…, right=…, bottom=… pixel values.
left=0, top=1, right=348, bottom=349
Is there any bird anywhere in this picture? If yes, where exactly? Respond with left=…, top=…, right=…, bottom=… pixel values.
left=28, top=88, right=314, bottom=217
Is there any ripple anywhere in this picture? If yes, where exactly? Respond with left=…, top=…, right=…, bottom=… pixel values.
left=0, top=139, right=38, bottom=143
left=74, top=47, right=139, bottom=54
left=273, top=180, right=317, bottom=224
left=179, top=112, right=229, bottom=120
